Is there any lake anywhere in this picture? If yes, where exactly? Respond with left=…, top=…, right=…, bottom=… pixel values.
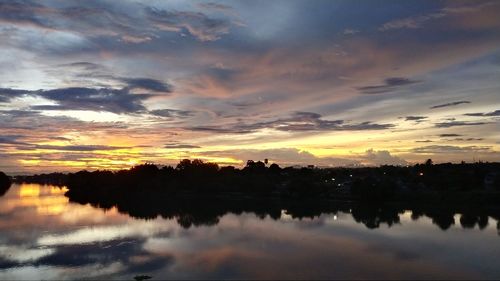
left=0, top=183, right=499, bottom=280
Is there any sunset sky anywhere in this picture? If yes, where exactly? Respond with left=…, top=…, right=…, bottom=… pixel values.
left=0, top=0, right=499, bottom=173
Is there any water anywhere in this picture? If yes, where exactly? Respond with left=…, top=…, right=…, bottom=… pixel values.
left=0, top=184, right=499, bottom=280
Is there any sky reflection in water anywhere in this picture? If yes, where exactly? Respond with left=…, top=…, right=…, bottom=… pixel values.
left=0, top=184, right=499, bottom=280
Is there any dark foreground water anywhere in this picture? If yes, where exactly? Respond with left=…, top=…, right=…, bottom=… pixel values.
left=1, top=184, right=500, bottom=280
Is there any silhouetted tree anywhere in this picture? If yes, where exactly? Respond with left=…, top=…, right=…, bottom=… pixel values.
left=429, top=211, right=455, bottom=230
left=0, top=171, right=11, bottom=196
left=460, top=214, right=478, bottom=229
left=130, top=163, right=159, bottom=176
left=269, top=163, right=282, bottom=174
left=176, top=159, right=193, bottom=171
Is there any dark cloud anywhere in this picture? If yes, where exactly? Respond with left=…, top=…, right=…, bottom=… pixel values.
left=450, top=138, right=484, bottom=141
left=464, top=110, right=500, bottom=117
left=49, top=136, right=72, bottom=141
left=435, top=121, right=488, bottom=128
left=0, top=135, right=28, bottom=145
left=438, top=134, right=462, bottom=137
left=0, top=88, right=31, bottom=103
left=415, top=140, right=433, bottom=143
left=189, top=112, right=394, bottom=134
left=164, top=143, right=200, bottom=149
left=58, top=62, right=102, bottom=71
left=430, top=101, right=470, bottom=109
left=121, top=78, right=172, bottom=93
left=7, top=87, right=156, bottom=114
left=0, top=109, right=44, bottom=125
left=404, top=116, right=427, bottom=122
left=412, top=145, right=492, bottom=154
left=341, top=122, right=394, bottom=131
left=0, top=257, right=18, bottom=270
left=189, top=126, right=253, bottom=134
left=150, top=109, right=194, bottom=118
left=357, top=77, right=420, bottom=94
left=228, top=99, right=268, bottom=108
left=197, top=2, right=233, bottom=12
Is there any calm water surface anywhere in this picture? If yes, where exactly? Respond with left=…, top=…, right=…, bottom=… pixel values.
left=1, top=183, right=500, bottom=280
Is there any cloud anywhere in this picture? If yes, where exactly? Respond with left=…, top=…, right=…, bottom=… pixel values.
left=404, top=116, right=427, bottom=122
left=434, top=121, right=488, bottom=128
left=0, top=88, right=31, bottom=103
left=145, top=7, right=232, bottom=42
left=357, top=77, right=420, bottom=94
left=415, top=140, right=433, bottom=143
left=200, top=147, right=407, bottom=167
left=58, top=62, right=102, bottom=71
left=343, top=28, right=359, bottom=35
left=120, top=34, right=153, bottom=44
left=438, top=134, right=462, bottom=137
left=0, top=133, right=130, bottom=152
left=0, top=1, right=140, bottom=49
left=379, top=12, right=446, bottom=31
left=49, top=136, right=72, bottom=141
left=0, top=135, right=28, bottom=145
left=32, top=144, right=130, bottom=152
left=430, top=100, right=471, bottom=109
left=0, top=109, right=128, bottom=131
left=164, top=143, right=200, bottom=149
left=188, top=126, right=253, bottom=134
left=149, top=109, right=194, bottom=118
left=49, top=63, right=173, bottom=94
left=363, top=149, right=407, bottom=166
left=379, top=1, right=499, bottom=31
left=0, top=0, right=237, bottom=57
left=199, top=148, right=360, bottom=167
left=121, top=78, right=172, bottom=93
left=412, top=145, right=492, bottom=154
left=189, top=112, right=394, bottom=134
left=197, top=2, right=233, bottom=12
left=464, top=110, right=500, bottom=117
left=450, top=138, right=484, bottom=142
left=0, top=0, right=52, bottom=29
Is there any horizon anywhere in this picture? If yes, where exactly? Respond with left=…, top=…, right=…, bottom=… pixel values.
left=1, top=0, right=500, bottom=173
left=6, top=158, right=499, bottom=176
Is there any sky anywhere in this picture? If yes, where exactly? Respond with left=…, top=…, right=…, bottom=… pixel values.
left=0, top=0, right=499, bottom=173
